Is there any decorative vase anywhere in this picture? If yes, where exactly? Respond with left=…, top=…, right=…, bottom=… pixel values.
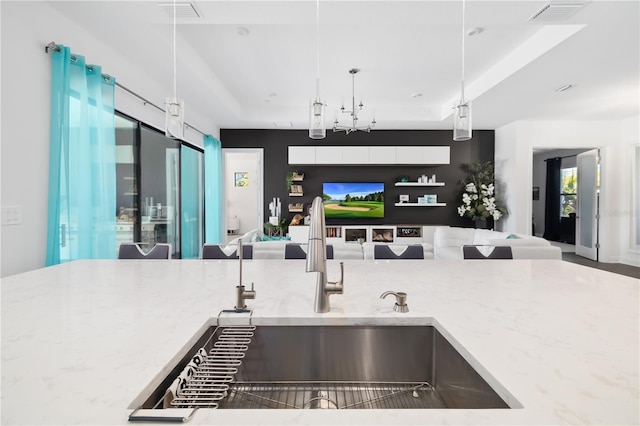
left=474, top=218, right=493, bottom=230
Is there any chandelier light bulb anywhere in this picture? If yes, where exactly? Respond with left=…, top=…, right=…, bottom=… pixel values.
left=165, top=97, right=185, bottom=139
left=453, top=101, right=472, bottom=141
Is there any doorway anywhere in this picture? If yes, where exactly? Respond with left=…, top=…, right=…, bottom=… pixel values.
left=222, top=149, right=264, bottom=243
left=531, top=147, right=600, bottom=260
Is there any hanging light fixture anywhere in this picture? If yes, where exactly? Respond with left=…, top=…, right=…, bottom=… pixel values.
left=165, top=0, right=185, bottom=139
left=453, top=0, right=471, bottom=141
left=308, top=0, right=326, bottom=139
left=333, top=68, right=376, bottom=134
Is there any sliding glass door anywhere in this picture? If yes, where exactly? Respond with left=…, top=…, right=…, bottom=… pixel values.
left=139, top=126, right=181, bottom=258
left=115, top=112, right=204, bottom=258
left=181, top=145, right=204, bottom=258
left=115, top=115, right=139, bottom=250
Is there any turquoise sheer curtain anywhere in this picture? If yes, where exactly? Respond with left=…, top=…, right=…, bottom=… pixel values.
left=181, top=146, right=204, bottom=258
left=46, top=45, right=117, bottom=265
left=204, top=134, right=223, bottom=243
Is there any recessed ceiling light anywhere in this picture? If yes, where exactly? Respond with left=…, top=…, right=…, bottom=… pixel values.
left=555, top=84, right=574, bottom=92
left=467, top=27, right=484, bottom=37
left=236, top=27, right=250, bottom=36
left=411, top=93, right=423, bottom=98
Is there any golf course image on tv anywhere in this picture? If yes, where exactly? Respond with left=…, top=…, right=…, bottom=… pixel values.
left=322, top=182, right=384, bottom=219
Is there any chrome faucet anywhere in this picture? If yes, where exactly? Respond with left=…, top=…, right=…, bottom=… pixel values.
left=235, top=239, right=256, bottom=310
left=380, top=291, right=409, bottom=313
left=306, top=196, right=344, bottom=313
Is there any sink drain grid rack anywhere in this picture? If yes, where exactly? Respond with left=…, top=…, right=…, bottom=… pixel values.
left=168, top=326, right=255, bottom=409
left=220, top=381, right=444, bottom=409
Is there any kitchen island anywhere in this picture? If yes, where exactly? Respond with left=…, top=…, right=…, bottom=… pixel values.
left=1, top=259, right=638, bottom=425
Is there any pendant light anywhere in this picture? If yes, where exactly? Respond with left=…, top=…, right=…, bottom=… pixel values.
left=165, top=0, right=185, bottom=139
left=453, top=0, right=471, bottom=141
left=309, top=0, right=326, bottom=139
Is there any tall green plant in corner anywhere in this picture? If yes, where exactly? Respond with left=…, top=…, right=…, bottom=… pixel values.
left=457, top=161, right=508, bottom=222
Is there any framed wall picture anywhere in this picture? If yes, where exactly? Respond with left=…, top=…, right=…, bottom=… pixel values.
left=234, top=172, right=248, bottom=187
left=533, top=186, right=540, bottom=200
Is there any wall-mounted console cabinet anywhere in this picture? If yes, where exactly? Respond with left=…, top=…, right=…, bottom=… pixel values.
left=288, top=146, right=450, bottom=165
left=288, top=225, right=432, bottom=245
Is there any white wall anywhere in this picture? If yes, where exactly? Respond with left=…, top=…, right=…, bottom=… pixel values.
left=495, top=119, right=639, bottom=265
left=0, top=1, right=219, bottom=277
left=618, top=116, right=640, bottom=267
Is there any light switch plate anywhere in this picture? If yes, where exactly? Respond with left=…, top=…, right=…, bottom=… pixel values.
left=2, top=206, right=22, bottom=225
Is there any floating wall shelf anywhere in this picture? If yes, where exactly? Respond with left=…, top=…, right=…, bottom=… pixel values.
left=394, top=182, right=445, bottom=187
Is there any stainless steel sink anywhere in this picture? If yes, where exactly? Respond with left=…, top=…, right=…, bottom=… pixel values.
left=135, top=324, right=511, bottom=414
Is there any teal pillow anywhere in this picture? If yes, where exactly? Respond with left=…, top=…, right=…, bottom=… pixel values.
left=261, top=235, right=291, bottom=241
left=506, top=234, right=521, bottom=239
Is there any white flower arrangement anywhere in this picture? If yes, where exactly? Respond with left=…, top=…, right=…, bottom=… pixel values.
left=457, top=162, right=508, bottom=222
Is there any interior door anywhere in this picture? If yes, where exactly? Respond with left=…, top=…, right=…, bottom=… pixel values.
left=575, top=149, right=599, bottom=260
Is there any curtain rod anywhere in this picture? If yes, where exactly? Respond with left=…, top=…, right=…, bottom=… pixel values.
left=44, top=41, right=207, bottom=138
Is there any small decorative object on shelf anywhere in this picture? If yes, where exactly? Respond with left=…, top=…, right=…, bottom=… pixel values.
left=425, top=194, right=437, bottom=204
left=291, top=172, right=304, bottom=181
left=397, top=227, right=422, bottom=238
left=289, top=184, right=303, bottom=196
left=264, top=218, right=287, bottom=236
left=289, top=214, right=305, bottom=226
left=268, top=197, right=282, bottom=225
left=399, top=194, right=409, bottom=203
left=288, top=203, right=304, bottom=212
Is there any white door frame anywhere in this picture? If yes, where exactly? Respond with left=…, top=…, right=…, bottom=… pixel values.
left=221, top=148, right=264, bottom=239
left=575, top=148, right=600, bottom=261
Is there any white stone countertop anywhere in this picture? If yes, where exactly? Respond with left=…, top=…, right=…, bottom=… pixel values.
left=1, top=259, right=638, bottom=425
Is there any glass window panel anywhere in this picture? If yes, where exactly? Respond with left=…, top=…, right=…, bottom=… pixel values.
left=140, top=126, right=181, bottom=257
left=115, top=114, right=138, bottom=253
left=181, top=145, right=204, bottom=258
left=560, top=166, right=577, bottom=218
left=578, top=155, right=596, bottom=248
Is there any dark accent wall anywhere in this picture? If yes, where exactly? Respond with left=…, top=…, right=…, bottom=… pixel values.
left=220, top=129, right=494, bottom=227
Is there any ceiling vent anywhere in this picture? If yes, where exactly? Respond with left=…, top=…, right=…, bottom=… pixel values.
left=157, top=2, right=200, bottom=19
left=529, top=2, right=585, bottom=22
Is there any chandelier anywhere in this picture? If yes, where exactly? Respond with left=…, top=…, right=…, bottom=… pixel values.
left=332, top=68, right=376, bottom=134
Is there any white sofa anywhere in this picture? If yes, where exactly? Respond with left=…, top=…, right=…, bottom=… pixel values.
left=362, top=242, right=434, bottom=260
left=433, top=226, right=562, bottom=260
left=222, top=227, right=560, bottom=261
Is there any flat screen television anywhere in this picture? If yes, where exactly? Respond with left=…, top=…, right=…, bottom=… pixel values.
left=322, top=182, right=384, bottom=219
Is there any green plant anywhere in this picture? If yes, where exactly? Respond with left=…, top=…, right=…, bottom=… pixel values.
left=285, top=171, right=297, bottom=192
left=457, top=161, right=508, bottom=221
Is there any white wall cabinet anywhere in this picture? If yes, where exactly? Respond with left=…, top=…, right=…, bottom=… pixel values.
left=288, top=146, right=450, bottom=165
left=287, top=146, right=316, bottom=164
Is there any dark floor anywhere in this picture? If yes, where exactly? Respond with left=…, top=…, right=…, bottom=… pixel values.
left=562, top=253, right=640, bottom=279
